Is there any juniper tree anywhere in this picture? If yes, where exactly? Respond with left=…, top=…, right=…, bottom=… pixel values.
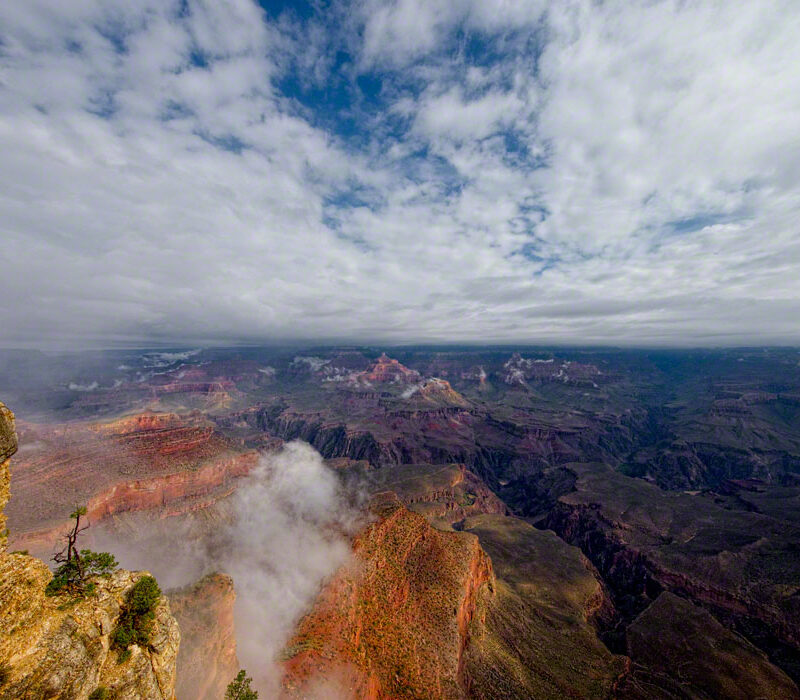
left=46, top=505, right=118, bottom=596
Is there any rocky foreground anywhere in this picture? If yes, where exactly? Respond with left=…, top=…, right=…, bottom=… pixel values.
left=0, top=402, right=183, bottom=700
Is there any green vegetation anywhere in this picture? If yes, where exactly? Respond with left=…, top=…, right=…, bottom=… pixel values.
left=88, top=688, right=110, bottom=700
left=0, top=661, right=9, bottom=687
left=112, top=575, right=161, bottom=660
left=45, top=506, right=118, bottom=597
left=226, top=669, right=258, bottom=699
left=279, top=636, right=323, bottom=660
left=459, top=491, right=477, bottom=507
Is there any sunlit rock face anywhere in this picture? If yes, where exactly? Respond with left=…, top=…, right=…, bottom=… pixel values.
left=0, top=557, right=179, bottom=700
left=0, top=401, right=16, bottom=552
left=359, top=353, right=421, bottom=385
left=280, top=494, right=495, bottom=699
left=6, top=411, right=258, bottom=556
left=169, top=573, right=239, bottom=700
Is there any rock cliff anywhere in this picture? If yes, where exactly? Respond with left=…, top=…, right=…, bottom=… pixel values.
left=0, top=557, right=179, bottom=700
left=0, top=402, right=16, bottom=552
left=543, top=461, right=800, bottom=684
left=169, top=573, right=239, bottom=700
left=6, top=411, right=258, bottom=556
left=281, top=494, right=495, bottom=699
left=0, top=402, right=181, bottom=700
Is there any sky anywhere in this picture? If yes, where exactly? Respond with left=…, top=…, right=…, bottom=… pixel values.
left=1, top=0, right=799, bottom=348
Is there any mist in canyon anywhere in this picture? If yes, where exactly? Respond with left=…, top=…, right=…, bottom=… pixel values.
left=94, top=441, right=365, bottom=696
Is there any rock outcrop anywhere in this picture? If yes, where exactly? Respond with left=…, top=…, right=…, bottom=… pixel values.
left=359, top=353, right=420, bottom=384
left=281, top=494, right=495, bottom=699
left=169, top=573, right=238, bottom=700
left=0, top=402, right=181, bottom=700
left=0, top=556, right=179, bottom=700
left=0, top=402, right=16, bottom=552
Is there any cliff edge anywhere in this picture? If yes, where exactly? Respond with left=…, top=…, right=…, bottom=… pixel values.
left=0, top=401, right=16, bottom=552
left=0, top=401, right=180, bottom=700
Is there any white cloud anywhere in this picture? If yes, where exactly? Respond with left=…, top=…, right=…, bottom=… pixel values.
left=1, top=0, right=799, bottom=347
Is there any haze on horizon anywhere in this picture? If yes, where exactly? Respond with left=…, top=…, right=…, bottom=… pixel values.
left=1, top=0, right=799, bottom=349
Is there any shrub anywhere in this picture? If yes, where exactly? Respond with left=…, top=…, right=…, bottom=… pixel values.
left=226, top=669, right=258, bottom=699
left=112, top=576, right=161, bottom=658
left=45, top=550, right=118, bottom=597
left=88, top=688, right=110, bottom=700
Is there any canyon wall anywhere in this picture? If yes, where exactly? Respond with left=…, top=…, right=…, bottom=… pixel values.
left=281, top=494, right=495, bottom=699
left=7, top=412, right=259, bottom=556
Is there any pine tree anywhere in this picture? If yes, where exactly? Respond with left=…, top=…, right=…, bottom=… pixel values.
left=45, top=506, right=118, bottom=596
left=226, top=669, right=258, bottom=699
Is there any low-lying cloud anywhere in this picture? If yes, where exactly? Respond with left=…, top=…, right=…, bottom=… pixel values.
left=95, top=441, right=364, bottom=696
left=220, top=442, right=363, bottom=693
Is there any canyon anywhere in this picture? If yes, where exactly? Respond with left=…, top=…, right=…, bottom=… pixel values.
left=2, top=346, right=800, bottom=698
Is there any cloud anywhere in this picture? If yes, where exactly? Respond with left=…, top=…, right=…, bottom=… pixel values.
left=68, top=381, right=100, bottom=391
left=1, top=0, right=799, bottom=347
left=93, top=441, right=365, bottom=695
left=219, top=441, right=363, bottom=694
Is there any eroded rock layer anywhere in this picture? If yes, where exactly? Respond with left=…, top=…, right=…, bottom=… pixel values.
left=542, top=461, right=800, bottom=683
left=7, top=411, right=258, bottom=555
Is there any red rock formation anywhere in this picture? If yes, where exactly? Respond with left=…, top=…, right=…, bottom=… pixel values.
left=86, top=451, right=258, bottom=521
left=358, top=354, right=421, bottom=384
left=6, top=412, right=258, bottom=555
left=407, top=378, right=469, bottom=407
left=281, top=494, right=495, bottom=699
left=170, top=573, right=239, bottom=700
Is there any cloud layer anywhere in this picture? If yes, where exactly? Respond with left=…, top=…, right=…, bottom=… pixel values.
left=1, top=0, right=799, bottom=346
